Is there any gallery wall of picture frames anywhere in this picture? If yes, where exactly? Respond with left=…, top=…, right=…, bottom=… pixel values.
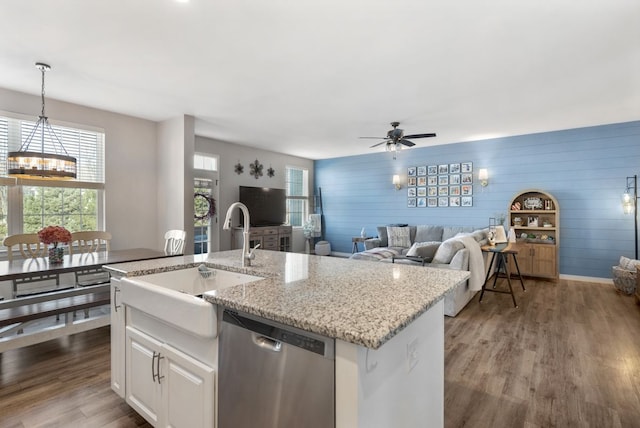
left=406, top=162, right=473, bottom=208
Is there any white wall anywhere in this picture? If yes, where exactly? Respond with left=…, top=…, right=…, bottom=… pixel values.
left=0, top=87, right=159, bottom=251
left=157, top=115, right=195, bottom=252
left=195, top=136, right=314, bottom=252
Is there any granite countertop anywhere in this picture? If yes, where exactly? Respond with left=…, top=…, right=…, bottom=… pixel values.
left=104, top=250, right=470, bottom=349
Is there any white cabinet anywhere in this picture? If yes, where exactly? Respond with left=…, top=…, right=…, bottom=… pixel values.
left=125, top=326, right=215, bottom=428
left=110, top=278, right=125, bottom=398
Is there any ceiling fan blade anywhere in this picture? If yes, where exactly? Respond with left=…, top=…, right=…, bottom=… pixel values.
left=399, top=139, right=416, bottom=147
left=403, top=133, right=436, bottom=139
left=369, top=141, right=388, bottom=148
left=359, top=136, right=386, bottom=139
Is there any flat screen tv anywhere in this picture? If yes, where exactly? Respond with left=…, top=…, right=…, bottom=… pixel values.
left=239, top=186, right=286, bottom=227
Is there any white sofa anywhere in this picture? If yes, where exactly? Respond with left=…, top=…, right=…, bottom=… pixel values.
left=350, top=224, right=488, bottom=316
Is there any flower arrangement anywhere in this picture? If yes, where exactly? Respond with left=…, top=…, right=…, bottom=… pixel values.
left=38, top=226, right=72, bottom=248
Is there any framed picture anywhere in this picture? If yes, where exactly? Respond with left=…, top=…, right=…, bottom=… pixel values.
left=408, top=187, right=417, bottom=197
left=408, top=198, right=417, bottom=208
left=449, top=174, right=460, bottom=185
left=438, top=164, right=449, bottom=174
left=527, top=216, right=539, bottom=227
left=438, top=197, right=449, bottom=207
left=428, top=186, right=437, bottom=196
left=407, top=167, right=417, bottom=176
left=449, top=196, right=461, bottom=207
left=417, top=176, right=427, bottom=186
left=449, top=185, right=460, bottom=196
left=461, top=196, right=473, bottom=207
left=427, top=197, right=438, bottom=207
left=438, top=186, right=449, bottom=196
left=427, top=176, right=437, bottom=186
left=408, top=177, right=417, bottom=186
left=461, top=162, right=473, bottom=173
left=461, top=184, right=473, bottom=195
left=417, top=198, right=427, bottom=208
left=461, top=173, right=473, bottom=184
left=449, top=163, right=461, bottom=174
left=417, top=187, right=427, bottom=197
left=438, top=175, right=449, bottom=186
left=428, top=165, right=438, bottom=175
left=417, top=166, right=427, bottom=176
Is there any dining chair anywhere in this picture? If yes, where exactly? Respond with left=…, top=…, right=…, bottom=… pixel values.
left=3, top=233, right=69, bottom=299
left=164, top=230, right=186, bottom=256
left=69, top=231, right=112, bottom=287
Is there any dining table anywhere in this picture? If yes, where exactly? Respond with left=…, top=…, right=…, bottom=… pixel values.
left=0, top=248, right=168, bottom=283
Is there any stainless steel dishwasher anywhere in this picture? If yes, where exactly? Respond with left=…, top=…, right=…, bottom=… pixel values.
left=218, top=309, right=335, bottom=428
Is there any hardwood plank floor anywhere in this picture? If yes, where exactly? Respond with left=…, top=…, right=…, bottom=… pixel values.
left=0, top=326, right=150, bottom=428
left=1, top=278, right=639, bottom=427
left=445, top=278, right=640, bottom=428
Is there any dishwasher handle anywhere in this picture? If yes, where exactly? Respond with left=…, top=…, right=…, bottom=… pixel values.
left=253, top=334, right=282, bottom=352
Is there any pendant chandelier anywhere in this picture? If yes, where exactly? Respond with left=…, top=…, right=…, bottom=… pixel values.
left=7, top=63, right=77, bottom=180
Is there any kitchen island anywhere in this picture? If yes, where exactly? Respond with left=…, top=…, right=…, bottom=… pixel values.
left=105, top=249, right=470, bottom=428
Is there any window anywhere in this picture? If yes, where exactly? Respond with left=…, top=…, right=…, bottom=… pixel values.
left=194, top=153, right=218, bottom=171
left=0, top=112, right=105, bottom=241
left=285, top=166, right=308, bottom=227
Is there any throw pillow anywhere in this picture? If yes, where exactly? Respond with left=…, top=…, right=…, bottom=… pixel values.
left=414, top=225, right=443, bottom=242
left=406, top=241, right=441, bottom=261
left=387, top=226, right=412, bottom=248
left=432, top=238, right=465, bottom=264
left=619, top=256, right=640, bottom=271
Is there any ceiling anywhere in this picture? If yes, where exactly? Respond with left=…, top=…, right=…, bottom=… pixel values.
left=1, top=0, right=638, bottom=160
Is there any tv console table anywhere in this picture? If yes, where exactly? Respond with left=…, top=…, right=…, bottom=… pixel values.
left=231, top=225, right=292, bottom=252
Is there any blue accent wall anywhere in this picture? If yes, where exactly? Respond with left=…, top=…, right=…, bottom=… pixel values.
left=315, top=121, right=640, bottom=279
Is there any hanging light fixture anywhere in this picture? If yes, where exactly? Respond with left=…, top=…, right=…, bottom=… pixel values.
left=7, top=62, right=77, bottom=180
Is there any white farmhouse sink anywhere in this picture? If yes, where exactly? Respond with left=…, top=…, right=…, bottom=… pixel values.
left=120, top=267, right=263, bottom=338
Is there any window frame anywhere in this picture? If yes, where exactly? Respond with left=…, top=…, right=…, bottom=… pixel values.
left=285, top=165, right=309, bottom=228
left=0, top=110, right=106, bottom=241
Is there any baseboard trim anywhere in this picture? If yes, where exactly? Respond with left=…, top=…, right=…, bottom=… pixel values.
left=559, top=274, right=613, bottom=284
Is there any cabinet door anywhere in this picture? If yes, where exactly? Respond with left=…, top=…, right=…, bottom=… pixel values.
left=126, top=327, right=162, bottom=426
left=532, top=245, right=556, bottom=278
left=110, top=279, right=125, bottom=398
left=515, top=243, right=533, bottom=276
left=162, top=343, right=215, bottom=428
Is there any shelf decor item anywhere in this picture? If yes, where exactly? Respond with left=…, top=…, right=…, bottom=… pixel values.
left=38, top=225, right=72, bottom=264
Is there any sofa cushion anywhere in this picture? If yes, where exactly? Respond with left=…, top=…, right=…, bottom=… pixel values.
left=442, top=226, right=474, bottom=241
left=415, top=225, right=443, bottom=243
left=387, top=226, right=412, bottom=248
left=406, top=241, right=441, bottom=260
left=432, top=237, right=465, bottom=264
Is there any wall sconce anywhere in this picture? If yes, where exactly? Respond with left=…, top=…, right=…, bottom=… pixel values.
left=622, top=175, right=638, bottom=259
left=478, top=169, right=489, bottom=187
left=392, top=174, right=401, bottom=190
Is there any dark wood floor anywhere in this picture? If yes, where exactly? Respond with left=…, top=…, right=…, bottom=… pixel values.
left=1, top=278, right=639, bottom=427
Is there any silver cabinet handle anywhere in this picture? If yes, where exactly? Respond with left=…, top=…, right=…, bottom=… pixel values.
left=113, top=285, right=121, bottom=312
left=152, top=351, right=158, bottom=381
left=152, top=351, right=165, bottom=383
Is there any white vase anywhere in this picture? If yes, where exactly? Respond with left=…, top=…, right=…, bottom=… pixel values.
left=360, top=228, right=366, bottom=238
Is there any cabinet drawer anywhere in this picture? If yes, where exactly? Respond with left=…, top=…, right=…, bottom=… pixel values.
left=262, top=228, right=278, bottom=236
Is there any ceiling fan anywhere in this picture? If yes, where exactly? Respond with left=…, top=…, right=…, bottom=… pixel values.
left=360, top=121, right=436, bottom=151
